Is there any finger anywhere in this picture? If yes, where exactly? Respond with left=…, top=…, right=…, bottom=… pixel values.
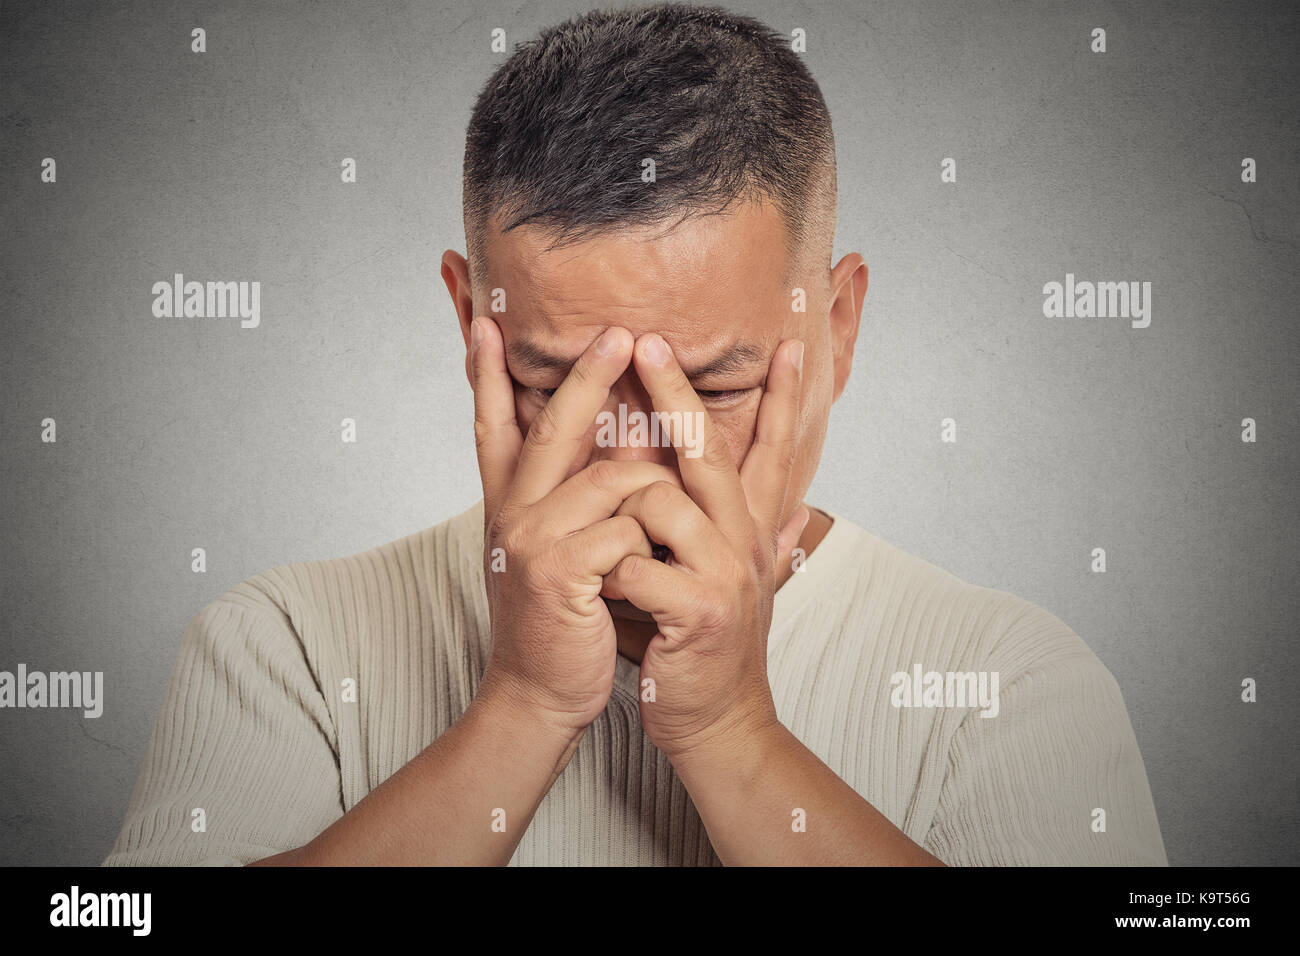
left=553, top=514, right=655, bottom=584
left=510, top=326, right=634, bottom=508
left=631, top=333, right=752, bottom=549
left=602, top=553, right=700, bottom=626
left=739, top=339, right=804, bottom=540
left=613, top=480, right=728, bottom=573
left=470, top=315, right=523, bottom=518
left=527, top=460, right=683, bottom=539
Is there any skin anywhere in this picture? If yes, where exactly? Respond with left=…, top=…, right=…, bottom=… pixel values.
left=252, top=197, right=943, bottom=865
left=457, top=201, right=839, bottom=658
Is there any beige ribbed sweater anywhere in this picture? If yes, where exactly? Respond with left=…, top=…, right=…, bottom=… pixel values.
left=102, top=500, right=1167, bottom=866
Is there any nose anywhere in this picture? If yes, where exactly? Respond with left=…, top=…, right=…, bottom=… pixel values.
left=587, top=371, right=681, bottom=469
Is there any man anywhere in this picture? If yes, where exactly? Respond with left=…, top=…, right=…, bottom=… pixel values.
left=103, top=3, right=1167, bottom=866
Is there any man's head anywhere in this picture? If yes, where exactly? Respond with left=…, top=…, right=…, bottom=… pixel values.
left=442, top=3, right=867, bottom=579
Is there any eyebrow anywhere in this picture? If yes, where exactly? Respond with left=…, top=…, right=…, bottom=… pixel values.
left=507, top=338, right=770, bottom=379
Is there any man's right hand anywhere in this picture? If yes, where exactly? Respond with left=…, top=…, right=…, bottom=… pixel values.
left=469, top=316, right=676, bottom=737
left=255, top=317, right=677, bottom=866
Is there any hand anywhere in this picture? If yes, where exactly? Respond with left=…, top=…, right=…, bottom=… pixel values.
left=469, top=317, right=680, bottom=736
left=604, top=332, right=810, bottom=761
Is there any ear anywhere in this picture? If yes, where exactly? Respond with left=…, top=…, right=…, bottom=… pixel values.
left=827, top=253, right=867, bottom=404
left=441, top=250, right=475, bottom=387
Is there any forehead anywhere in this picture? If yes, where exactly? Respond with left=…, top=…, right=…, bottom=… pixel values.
left=480, top=199, right=790, bottom=357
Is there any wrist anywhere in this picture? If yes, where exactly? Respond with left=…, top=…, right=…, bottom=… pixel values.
left=668, top=704, right=787, bottom=783
left=473, top=666, right=588, bottom=753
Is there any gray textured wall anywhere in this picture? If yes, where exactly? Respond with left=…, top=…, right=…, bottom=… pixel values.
left=1, top=0, right=1296, bottom=865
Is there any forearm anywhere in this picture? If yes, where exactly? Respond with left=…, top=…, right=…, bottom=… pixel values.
left=672, top=718, right=945, bottom=866
left=250, top=675, right=583, bottom=866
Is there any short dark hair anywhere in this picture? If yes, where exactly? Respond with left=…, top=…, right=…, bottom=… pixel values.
left=462, top=2, right=836, bottom=287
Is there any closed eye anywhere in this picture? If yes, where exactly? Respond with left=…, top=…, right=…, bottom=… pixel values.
left=695, top=388, right=753, bottom=405
left=516, top=383, right=754, bottom=405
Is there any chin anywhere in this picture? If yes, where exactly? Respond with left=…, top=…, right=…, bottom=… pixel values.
left=601, top=597, right=657, bottom=623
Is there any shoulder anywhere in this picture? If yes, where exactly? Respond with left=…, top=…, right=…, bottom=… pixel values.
left=191, top=500, right=486, bottom=653
left=816, top=512, right=1080, bottom=649
left=809, top=511, right=1011, bottom=620
left=808, top=510, right=1114, bottom=691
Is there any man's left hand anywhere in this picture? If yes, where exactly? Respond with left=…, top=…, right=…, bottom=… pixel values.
left=604, top=332, right=810, bottom=762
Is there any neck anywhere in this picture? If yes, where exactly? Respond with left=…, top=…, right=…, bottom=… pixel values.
left=613, top=504, right=833, bottom=665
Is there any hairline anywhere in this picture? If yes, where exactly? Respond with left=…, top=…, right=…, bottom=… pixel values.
left=467, top=158, right=836, bottom=296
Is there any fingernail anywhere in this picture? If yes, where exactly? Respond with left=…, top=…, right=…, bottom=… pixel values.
left=789, top=341, right=804, bottom=371
left=470, top=317, right=484, bottom=352
left=643, top=334, right=669, bottom=366
left=596, top=327, right=621, bottom=356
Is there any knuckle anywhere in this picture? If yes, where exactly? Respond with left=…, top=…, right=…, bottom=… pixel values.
left=567, top=353, right=596, bottom=387
left=486, top=507, right=512, bottom=546
left=528, top=403, right=560, bottom=445
left=644, top=480, right=679, bottom=509
left=520, top=539, right=568, bottom=591
left=611, top=514, right=644, bottom=544
left=518, top=568, right=552, bottom=600
left=695, top=592, right=732, bottom=631
left=530, top=550, right=569, bottom=592
left=703, top=435, right=732, bottom=471
left=500, top=519, right=532, bottom=560
left=731, top=553, right=756, bottom=590
left=665, top=366, right=694, bottom=397
left=614, top=553, right=646, bottom=583
left=584, top=458, right=621, bottom=491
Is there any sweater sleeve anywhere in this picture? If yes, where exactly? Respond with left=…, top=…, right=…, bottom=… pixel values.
left=922, top=605, right=1168, bottom=866
left=101, top=593, right=344, bottom=866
